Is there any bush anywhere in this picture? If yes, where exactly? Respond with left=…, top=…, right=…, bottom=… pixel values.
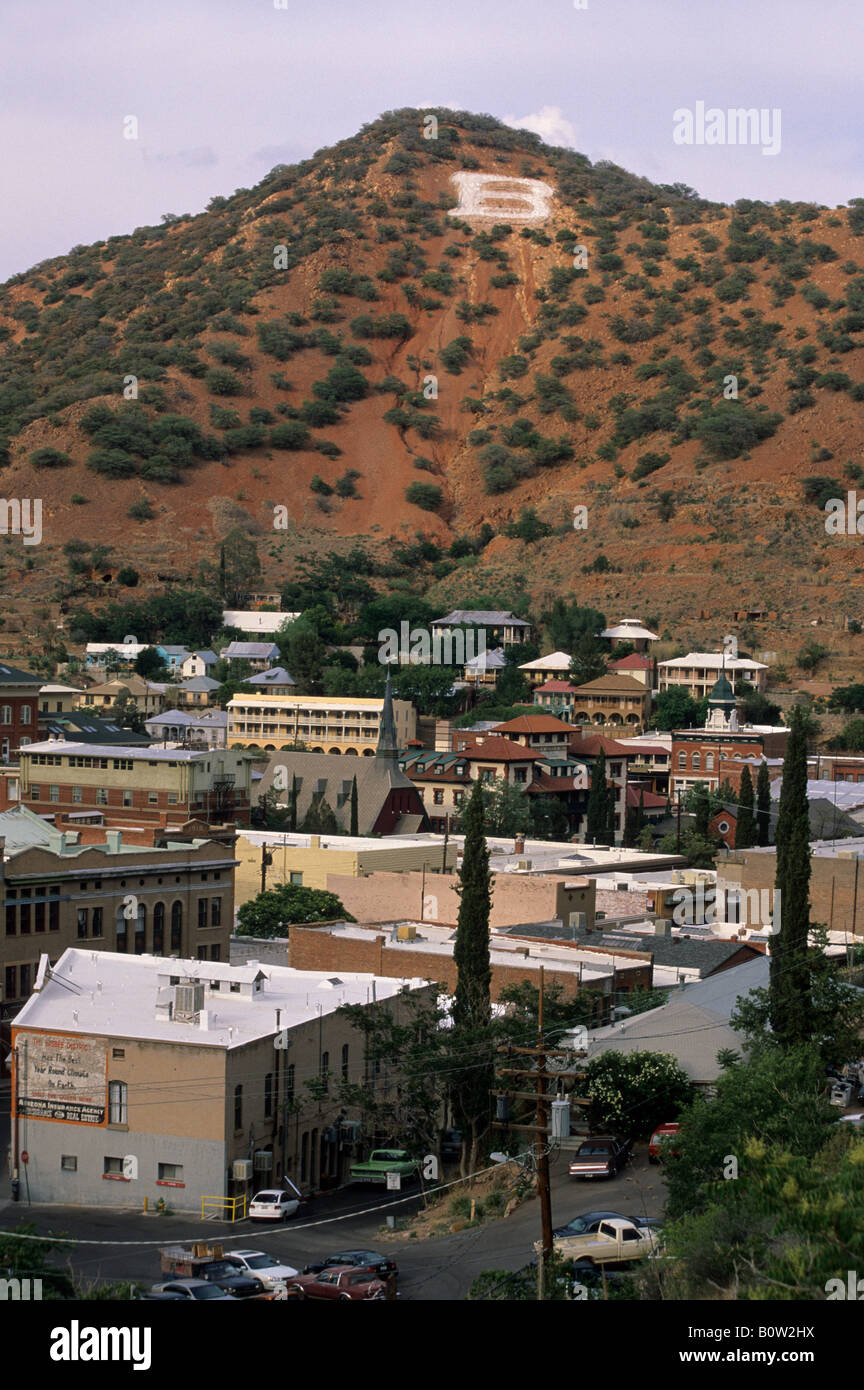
left=204, top=367, right=244, bottom=396
left=270, top=421, right=311, bottom=450
left=631, top=450, right=670, bottom=481
left=405, top=481, right=443, bottom=511
left=117, top=567, right=139, bottom=586
left=87, top=448, right=137, bottom=478
left=439, top=337, right=474, bottom=373
left=309, top=475, right=333, bottom=496
left=30, top=447, right=72, bottom=469
left=693, top=404, right=783, bottom=460
left=128, top=497, right=154, bottom=521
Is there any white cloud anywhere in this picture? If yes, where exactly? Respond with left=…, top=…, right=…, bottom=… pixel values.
left=501, top=105, right=578, bottom=148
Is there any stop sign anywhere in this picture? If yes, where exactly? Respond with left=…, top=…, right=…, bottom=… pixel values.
left=20, top=1150, right=29, bottom=1163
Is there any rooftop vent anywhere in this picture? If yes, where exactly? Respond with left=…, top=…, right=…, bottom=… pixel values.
left=174, top=981, right=205, bottom=1022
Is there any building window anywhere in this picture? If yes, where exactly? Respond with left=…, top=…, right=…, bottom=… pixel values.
left=21, top=705, right=31, bottom=724
left=108, top=1080, right=128, bottom=1125
left=30, top=785, right=40, bottom=800
left=4, top=966, right=15, bottom=999
left=705, top=753, right=715, bottom=771
left=481, top=769, right=495, bottom=783
left=112, top=1048, right=125, bottom=1059
left=49, top=897, right=59, bottom=931
left=103, top=1157, right=124, bottom=1176
left=211, top=898, right=221, bottom=927
left=170, top=901, right=182, bottom=953
left=5, top=901, right=16, bottom=936
left=148, top=792, right=158, bottom=805
left=210, top=944, right=220, bottom=961
left=341, top=1043, right=349, bottom=1081
left=197, top=898, right=208, bottom=929
left=0, top=706, right=10, bottom=725
left=19, top=901, right=30, bottom=934
left=72, top=786, right=82, bottom=803
left=264, top=1072, right=273, bottom=1118
left=91, top=906, right=103, bottom=938
left=77, top=908, right=88, bottom=939
left=158, top=1163, right=183, bottom=1184
left=123, top=790, right=133, bottom=808
left=677, top=753, right=686, bottom=770
left=96, top=788, right=108, bottom=805
left=692, top=753, right=701, bottom=770
left=289, top=872, right=303, bottom=886
left=153, top=902, right=164, bottom=954
left=21, top=963, right=32, bottom=995
left=433, top=789, right=444, bottom=804
left=234, top=1085, right=243, bottom=1131
left=285, top=1063, right=295, bottom=1102
left=300, top=1131, right=308, bottom=1183
left=49, top=785, right=59, bottom=802
left=320, top=1052, right=329, bottom=1093
left=34, top=902, right=45, bottom=933
left=61, top=1155, right=77, bottom=1172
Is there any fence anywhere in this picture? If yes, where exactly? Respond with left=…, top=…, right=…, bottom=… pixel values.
left=201, top=1193, right=247, bottom=1222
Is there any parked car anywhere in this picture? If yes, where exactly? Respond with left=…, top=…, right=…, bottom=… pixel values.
left=249, top=1180, right=302, bottom=1221
left=552, top=1217, right=662, bottom=1268
left=440, top=1128, right=463, bottom=1163
left=150, top=1279, right=236, bottom=1301
left=302, top=1249, right=398, bottom=1279
left=194, top=1260, right=264, bottom=1298
left=648, top=1123, right=681, bottom=1163
left=837, top=1112, right=864, bottom=1128
left=554, top=1210, right=663, bottom=1239
left=568, top=1135, right=633, bottom=1180
left=289, top=1266, right=386, bottom=1301
left=349, top=1149, right=418, bottom=1186
left=223, top=1250, right=299, bottom=1289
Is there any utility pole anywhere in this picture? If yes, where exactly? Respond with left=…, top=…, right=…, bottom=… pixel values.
left=260, top=843, right=272, bottom=894
left=442, top=814, right=450, bottom=873
left=676, top=797, right=681, bottom=854
left=535, top=965, right=553, bottom=1301
left=419, top=862, right=426, bottom=920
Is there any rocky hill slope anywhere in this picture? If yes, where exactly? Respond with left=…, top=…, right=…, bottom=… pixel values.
left=2, top=108, right=864, bottom=674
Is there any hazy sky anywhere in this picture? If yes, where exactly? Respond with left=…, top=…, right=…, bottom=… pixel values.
left=2, top=0, right=863, bottom=280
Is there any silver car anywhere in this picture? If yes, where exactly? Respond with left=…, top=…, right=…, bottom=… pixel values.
left=151, top=1278, right=237, bottom=1301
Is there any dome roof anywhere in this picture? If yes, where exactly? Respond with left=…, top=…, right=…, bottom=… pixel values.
left=708, top=672, right=736, bottom=703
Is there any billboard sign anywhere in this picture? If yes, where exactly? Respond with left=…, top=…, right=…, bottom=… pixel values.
left=18, top=1034, right=107, bottom=1124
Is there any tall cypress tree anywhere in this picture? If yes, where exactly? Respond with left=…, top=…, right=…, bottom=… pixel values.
left=586, top=749, right=609, bottom=840
left=692, top=782, right=710, bottom=838
left=349, top=775, right=359, bottom=836
left=289, top=774, right=298, bottom=832
left=769, top=704, right=813, bottom=1046
left=451, top=777, right=494, bottom=1172
left=606, top=780, right=617, bottom=844
left=736, top=766, right=756, bottom=849
left=756, top=761, right=772, bottom=845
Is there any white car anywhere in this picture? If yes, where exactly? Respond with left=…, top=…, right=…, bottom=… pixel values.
left=226, top=1250, right=299, bottom=1289
left=248, top=1181, right=302, bottom=1222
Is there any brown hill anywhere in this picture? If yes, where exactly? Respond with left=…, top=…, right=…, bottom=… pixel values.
left=2, top=108, right=864, bottom=676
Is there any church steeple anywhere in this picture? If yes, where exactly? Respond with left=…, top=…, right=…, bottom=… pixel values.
left=705, top=669, right=738, bottom=731
left=376, top=669, right=399, bottom=760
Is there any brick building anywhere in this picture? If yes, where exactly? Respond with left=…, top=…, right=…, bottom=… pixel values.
left=718, top=837, right=864, bottom=938
left=0, top=662, right=43, bottom=763
left=18, top=742, right=253, bottom=827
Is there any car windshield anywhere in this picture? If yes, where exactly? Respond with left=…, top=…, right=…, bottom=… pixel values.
left=562, top=1217, right=590, bottom=1234
left=192, top=1284, right=228, bottom=1300
left=243, top=1255, right=276, bottom=1270
left=348, top=1274, right=372, bottom=1285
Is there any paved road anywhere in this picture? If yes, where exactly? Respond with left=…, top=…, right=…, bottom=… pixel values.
left=0, top=1146, right=666, bottom=1300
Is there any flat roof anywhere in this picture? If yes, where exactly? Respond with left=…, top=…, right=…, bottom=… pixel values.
left=21, top=741, right=236, bottom=761
left=13, top=948, right=426, bottom=1048
left=239, top=830, right=454, bottom=854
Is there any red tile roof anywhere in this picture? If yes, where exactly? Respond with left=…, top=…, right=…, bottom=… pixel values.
left=452, top=735, right=539, bottom=761
left=609, top=653, right=653, bottom=670
left=625, top=785, right=668, bottom=808
left=494, top=714, right=574, bottom=733
left=534, top=680, right=577, bottom=693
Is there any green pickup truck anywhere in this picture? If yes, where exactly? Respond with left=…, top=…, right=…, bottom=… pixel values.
left=349, top=1149, right=418, bottom=1186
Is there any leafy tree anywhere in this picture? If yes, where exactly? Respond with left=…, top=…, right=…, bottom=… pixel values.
left=569, top=628, right=608, bottom=685
left=277, top=620, right=326, bottom=693
left=473, top=780, right=533, bottom=838
left=828, top=717, right=864, bottom=752
left=0, top=1226, right=75, bottom=1299
left=405, top=481, right=443, bottom=511
left=582, top=1051, right=693, bottom=1137
left=540, top=598, right=606, bottom=654
left=649, top=687, right=706, bottom=730
left=691, top=781, right=711, bottom=838
left=622, top=790, right=645, bottom=848
left=586, top=749, right=615, bottom=842
left=769, top=704, right=813, bottom=1048
left=451, top=778, right=494, bottom=1173
left=134, top=646, right=167, bottom=679
left=29, top=447, right=72, bottom=469
left=236, top=883, right=354, bottom=936
left=300, top=792, right=339, bottom=834
left=828, top=683, right=864, bottom=714
left=219, top=528, right=260, bottom=605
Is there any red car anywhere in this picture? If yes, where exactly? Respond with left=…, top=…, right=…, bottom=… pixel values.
left=289, top=1266, right=386, bottom=1301
left=648, top=1123, right=681, bottom=1163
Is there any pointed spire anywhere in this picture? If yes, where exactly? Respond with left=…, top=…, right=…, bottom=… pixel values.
left=376, top=669, right=399, bottom=760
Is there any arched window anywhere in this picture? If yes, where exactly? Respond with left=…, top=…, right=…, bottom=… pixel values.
left=677, top=752, right=687, bottom=769
left=705, top=753, right=715, bottom=771
left=170, top=901, right=182, bottom=954
left=134, top=903, right=146, bottom=954
left=115, top=902, right=127, bottom=952
left=692, top=752, right=701, bottom=770
left=152, top=902, right=165, bottom=955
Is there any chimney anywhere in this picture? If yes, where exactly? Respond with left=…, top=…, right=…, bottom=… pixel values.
left=309, top=834, right=320, bottom=849
left=514, top=836, right=525, bottom=854
left=105, top=829, right=122, bottom=852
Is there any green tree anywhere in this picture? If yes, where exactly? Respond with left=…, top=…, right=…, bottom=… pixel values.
left=582, top=1051, right=693, bottom=1137
left=300, top=792, right=339, bottom=834
left=756, top=760, right=772, bottom=845
left=236, top=883, right=354, bottom=936
left=475, top=780, right=532, bottom=838
left=622, top=790, right=645, bottom=848
left=586, top=749, right=612, bottom=841
left=569, top=628, right=608, bottom=685
left=451, top=778, right=494, bottom=1173
left=349, top=775, right=359, bottom=836
left=650, top=688, right=705, bottom=730
left=219, top=527, right=261, bottom=605
left=735, top=765, right=756, bottom=849
left=133, top=646, right=167, bottom=679
left=278, top=620, right=326, bottom=693
left=769, top=704, right=813, bottom=1048
left=691, top=781, right=710, bottom=838
left=0, top=1226, right=75, bottom=1299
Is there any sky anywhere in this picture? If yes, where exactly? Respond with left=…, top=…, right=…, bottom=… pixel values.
left=2, top=0, right=863, bottom=281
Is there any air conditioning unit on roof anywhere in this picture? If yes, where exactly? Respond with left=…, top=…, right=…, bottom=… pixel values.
left=233, top=1159, right=253, bottom=1181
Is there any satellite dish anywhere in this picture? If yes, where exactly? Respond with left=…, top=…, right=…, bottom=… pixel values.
left=34, top=955, right=50, bottom=992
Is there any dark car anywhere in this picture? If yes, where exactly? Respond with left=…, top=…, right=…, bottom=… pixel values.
left=440, top=1128, right=463, bottom=1163
left=302, top=1249, right=398, bottom=1279
left=195, top=1260, right=265, bottom=1298
left=554, top=1210, right=663, bottom=1239
left=568, top=1135, right=633, bottom=1180
left=290, top=1267, right=386, bottom=1301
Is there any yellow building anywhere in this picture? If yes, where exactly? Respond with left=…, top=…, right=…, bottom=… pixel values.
left=227, top=693, right=416, bottom=755
left=235, top=829, right=457, bottom=905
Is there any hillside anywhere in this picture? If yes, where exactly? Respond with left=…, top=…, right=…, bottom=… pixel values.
left=2, top=107, right=864, bottom=676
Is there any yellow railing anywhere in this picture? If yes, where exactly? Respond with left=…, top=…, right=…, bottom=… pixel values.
left=201, top=1193, right=247, bottom=1222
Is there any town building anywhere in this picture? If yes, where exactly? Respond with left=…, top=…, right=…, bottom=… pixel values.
left=477, top=714, right=574, bottom=757
left=431, top=609, right=533, bottom=646
left=532, top=680, right=578, bottom=717
left=176, top=676, right=221, bottom=707
left=234, top=829, right=458, bottom=904
left=180, top=650, right=218, bottom=680
left=145, top=710, right=228, bottom=749
left=658, top=651, right=768, bottom=698
left=607, top=653, right=654, bottom=688
left=75, top=676, right=168, bottom=718
left=670, top=675, right=788, bottom=800
left=158, top=646, right=191, bottom=674
left=463, top=647, right=506, bottom=687
left=17, top=742, right=253, bottom=827
left=518, top=651, right=573, bottom=686
left=220, top=641, right=280, bottom=671
left=0, top=662, right=44, bottom=763
left=0, top=807, right=238, bottom=1027
left=244, top=667, right=297, bottom=696
left=228, top=690, right=416, bottom=755
left=84, top=642, right=149, bottom=671
left=10, top=948, right=429, bottom=1207
left=222, top=610, right=299, bottom=636
left=37, top=714, right=154, bottom=748
left=566, top=673, right=651, bottom=730
left=718, top=837, right=864, bottom=938
left=600, top=618, right=659, bottom=652
left=38, top=684, right=85, bottom=720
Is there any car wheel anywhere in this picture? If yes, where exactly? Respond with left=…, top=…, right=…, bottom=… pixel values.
left=290, top=1285, right=306, bottom=1299
left=339, top=1293, right=352, bottom=1301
